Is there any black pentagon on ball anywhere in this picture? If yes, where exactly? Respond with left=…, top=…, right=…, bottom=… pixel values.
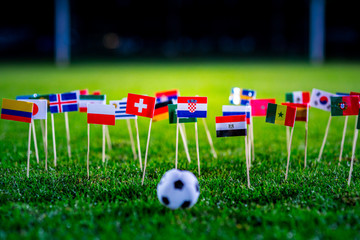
left=195, top=183, right=200, bottom=192
left=162, top=196, right=170, bottom=205
left=181, top=201, right=191, bottom=208
left=174, top=180, right=184, bottom=190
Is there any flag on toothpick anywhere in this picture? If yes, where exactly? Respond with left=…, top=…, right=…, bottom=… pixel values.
left=1, top=99, right=33, bottom=123
left=49, top=92, right=79, bottom=113
left=155, top=89, right=179, bottom=103
left=168, top=104, right=196, bottom=124
left=216, top=115, right=247, bottom=137
left=229, top=87, right=256, bottom=106
left=177, top=96, right=207, bottom=118
left=80, top=89, right=89, bottom=95
left=126, top=93, right=156, bottom=118
left=79, top=95, right=106, bottom=112
left=19, top=99, right=48, bottom=119
left=285, top=91, right=310, bottom=104
left=222, top=105, right=251, bottom=124
left=266, top=103, right=296, bottom=127
left=250, top=99, right=276, bottom=117
left=310, top=89, right=335, bottom=111
left=87, top=104, right=115, bottom=125
left=281, top=103, right=308, bottom=122
left=153, top=100, right=172, bottom=122
left=110, top=98, right=137, bottom=120
left=330, top=96, right=359, bottom=116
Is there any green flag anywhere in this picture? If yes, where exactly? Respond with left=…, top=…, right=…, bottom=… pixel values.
left=168, top=104, right=196, bottom=124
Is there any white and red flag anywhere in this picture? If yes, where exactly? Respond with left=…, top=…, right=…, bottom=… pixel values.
left=87, top=104, right=115, bottom=125
left=126, top=93, right=156, bottom=118
left=19, top=99, right=48, bottom=120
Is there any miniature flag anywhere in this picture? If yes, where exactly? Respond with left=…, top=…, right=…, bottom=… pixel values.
left=87, top=104, right=115, bottom=125
left=155, top=89, right=179, bottom=104
left=110, top=98, right=137, bottom=120
left=216, top=115, right=247, bottom=137
left=19, top=99, right=47, bottom=120
left=153, top=100, right=172, bottom=122
left=177, top=96, right=207, bottom=118
left=126, top=93, right=156, bottom=118
left=282, top=103, right=308, bottom=122
left=79, top=95, right=106, bottom=112
left=1, top=99, right=33, bottom=123
left=330, top=96, right=359, bottom=116
left=93, top=90, right=101, bottom=95
left=229, top=87, right=256, bottom=105
left=49, top=92, right=78, bottom=113
left=266, top=103, right=296, bottom=127
left=350, top=92, right=360, bottom=104
left=285, top=91, right=310, bottom=104
left=222, top=105, right=251, bottom=124
left=16, top=94, right=38, bottom=100
left=250, top=99, right=276, bottom=117
left=168, top=104, right=196, bottom=124
left=79, top=89, right=89, bottom=95
left=310, top=89, right=335, bottom=112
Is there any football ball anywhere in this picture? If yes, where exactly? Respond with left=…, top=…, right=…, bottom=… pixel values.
left=157, top=169, right=200, bottom=209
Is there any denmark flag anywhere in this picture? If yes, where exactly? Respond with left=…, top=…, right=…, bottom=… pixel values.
left=126, top=93, right=156, bottom=118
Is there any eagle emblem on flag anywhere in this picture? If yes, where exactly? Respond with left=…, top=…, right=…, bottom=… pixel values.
left=187, top=99, right=197, bottom=113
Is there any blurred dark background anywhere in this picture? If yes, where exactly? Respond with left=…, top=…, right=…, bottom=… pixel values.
left=0, top=0, right=359, bottom=61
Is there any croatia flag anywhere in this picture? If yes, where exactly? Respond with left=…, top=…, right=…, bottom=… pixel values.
left=177, top=96, right=207, bottom=118
left=87, top=104, right=115, bottom=125
left=49, top=92, right=78, bottom=113
left=216, top=115, right=247, bottom=137
left=222, top=105, right=251, bottom=124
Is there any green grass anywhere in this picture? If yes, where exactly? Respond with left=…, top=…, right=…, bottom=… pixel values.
left=1, top=61, right=360, bottom=239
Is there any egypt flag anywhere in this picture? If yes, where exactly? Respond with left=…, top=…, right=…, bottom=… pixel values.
left=250, top=99, right=276, bottom=117
left=79, top=95, right=106, bottom=112
left=285, top=91, right=310, bottom=104
left=126, top=93, right=156, bottom=118
left=266, top=103, right=296, bottom=127
left=87, top=104, right=115, bottom=125
left=177, top=96, right=207, bottom=118
left=282, top=103, right=308, bottom=122
left=155, top=89, right=179, bottom=104
left=168, top=104, right=196, bottom=124
left=310, top=89, right=335, bottom=112
left=1, top=99, right=33, bottom=123
left=153, top=100, right=172, bottom=122
left=222, top=105, right=251, bottom=124
left=330, top=96, right=359, bottom=116
left=19, top=99, right=47, bottom=119
left=216, top=115, right=247, bottom=137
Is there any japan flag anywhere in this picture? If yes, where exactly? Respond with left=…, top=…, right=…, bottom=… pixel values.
left=20, top=99, right=48, bottom=119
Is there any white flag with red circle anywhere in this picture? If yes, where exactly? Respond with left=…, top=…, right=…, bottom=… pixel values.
left=19, top=99, right=48, bottom=119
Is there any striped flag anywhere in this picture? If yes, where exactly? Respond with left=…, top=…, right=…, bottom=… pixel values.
left=177, top=96, right=207, bottom=118
left=155, top=89, right=179, bottom=104
left=109, top=98, right=137, bottom=120
left=222, top=105, right=251, bottom=124
left=282, top=103, right=308, bottom=122
left=216, top=115, right=247, bottom=137
left=229, top=87, right=256, bottom=106
left=1, top=99, right=33, bottom=123
left=330, top=96, right=359, bottom=116
left=266, top=103, right=296, bottom=127
left=285, top=91, right=310, bottom=104
left=87, top=104, right=115, bottom=125
left=153, top=100, right=172, bottom=122
left=49, top=92, right=78, bottom=113
left=79, top=95, right=106, bottom=112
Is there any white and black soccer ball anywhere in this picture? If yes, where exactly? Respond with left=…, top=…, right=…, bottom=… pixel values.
left=157, top=169, right=200, bottom=210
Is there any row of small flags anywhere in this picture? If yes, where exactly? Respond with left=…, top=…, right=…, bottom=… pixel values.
left=1, top=88, right=360, bottom=186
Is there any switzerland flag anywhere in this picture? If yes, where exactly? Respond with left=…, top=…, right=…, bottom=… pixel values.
left=126, top=93, right=156, bottom=118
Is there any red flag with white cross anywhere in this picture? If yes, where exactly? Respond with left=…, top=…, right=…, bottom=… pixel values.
left=126, top=93, right=156, bottom=118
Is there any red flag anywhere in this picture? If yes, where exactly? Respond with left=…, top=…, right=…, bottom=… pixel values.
left=250, top=99, right=276, bottom=116
left=282, top=103, right=309, bottom=122
left=126, top=93, right=156, bottom=118
left=350, top=92, right=360, bottom=104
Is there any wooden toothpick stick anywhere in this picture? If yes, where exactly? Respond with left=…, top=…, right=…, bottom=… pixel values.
left=31, top=120, right=39, bottom=164
left=141, top=119, right=153, bottom=185
left=64, top=112, right=71, bottom=159
left=348, top=129, right=358, bottom=186
left=285, top=125, right=295, bottom=181
left=87, top=124, right=90, bottom=179
left=175, top=117, right=179, bottom=169
left=135, top=118, right=142, bottom=171
left=126, top=119, right=137, bottom=160
left=179, top=123, right=191, bottom=163
left=318, top=115, right=332, bottom=161
left=102, top=125, right=106, bottom=163
left=51, top=113, right=57, bottom=167
left=27, top=121, right=32, bottom=178
left=202, top=118, right=217, bottom=159
left=195, top=121, right=200, bottom=176
left=339, top=116, right=348, bottom=164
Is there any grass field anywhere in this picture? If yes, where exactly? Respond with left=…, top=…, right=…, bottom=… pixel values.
left=1, top=61, right=360, bottom=239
